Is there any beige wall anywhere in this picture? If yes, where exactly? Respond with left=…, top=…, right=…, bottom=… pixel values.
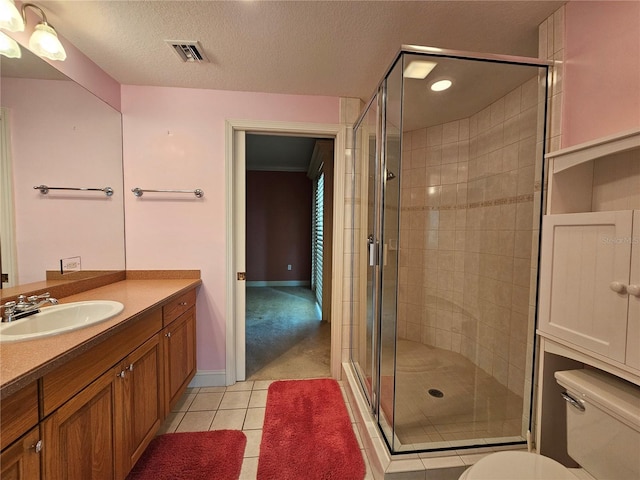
left=398, top=74, right=544, bottom=397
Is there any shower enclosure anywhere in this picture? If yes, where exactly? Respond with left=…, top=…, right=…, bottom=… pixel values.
left=349, top=46, right=550, bottom=454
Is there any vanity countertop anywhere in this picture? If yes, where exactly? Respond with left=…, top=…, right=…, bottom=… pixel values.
left=0, top=278, right=201, bottom=399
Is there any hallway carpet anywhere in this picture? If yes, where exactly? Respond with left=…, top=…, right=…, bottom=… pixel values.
left=246, top=287, right=330, bottom=380
left=257, top=379, right=366, bottom=480
left=126, top=430, right=246, bottom=480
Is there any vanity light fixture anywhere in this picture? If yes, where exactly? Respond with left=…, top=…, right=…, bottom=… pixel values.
left=0, top=30, right=20, bottom=57
left=430, top=79, right=452, bottom=92
left=21, top=3, right=66, bottom=61
left=0, top=2, right=66, bottom=60
left=0, top=0, right=24, bottom=32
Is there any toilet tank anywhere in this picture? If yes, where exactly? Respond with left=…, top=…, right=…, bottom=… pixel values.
left=555, top=369, right=640, bottom=480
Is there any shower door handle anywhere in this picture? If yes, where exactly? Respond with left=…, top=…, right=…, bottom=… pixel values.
left=368, top=234, right=378, bottom=266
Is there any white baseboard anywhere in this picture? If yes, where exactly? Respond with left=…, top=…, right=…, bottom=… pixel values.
left=188, top=370, right=228, bottom=387
left=246, top=280, right=311, bottom=287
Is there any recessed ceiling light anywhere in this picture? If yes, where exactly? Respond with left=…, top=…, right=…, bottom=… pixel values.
left=404, top=60, right=437, bottom=79
left=430, top=79, right=452, bottom=92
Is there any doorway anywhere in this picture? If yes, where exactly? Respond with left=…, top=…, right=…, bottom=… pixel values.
left=244, top=134, right=333, bottom=380
left=225, top=120, right=345, bottom=384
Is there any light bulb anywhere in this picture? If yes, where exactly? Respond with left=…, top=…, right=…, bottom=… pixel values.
left=0, top=30, right=20, bottom=58
left=0, top=0, right=24, bottom=32
left=431, top=80, right=453, bottom=92
left=28, top=23, right=66, bottom=61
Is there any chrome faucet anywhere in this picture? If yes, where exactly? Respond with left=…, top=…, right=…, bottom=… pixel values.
left=1, top=292, right=58, bottom=322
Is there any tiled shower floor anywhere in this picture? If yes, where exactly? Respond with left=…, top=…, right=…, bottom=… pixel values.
left=386, top=339, right=525, bottom=450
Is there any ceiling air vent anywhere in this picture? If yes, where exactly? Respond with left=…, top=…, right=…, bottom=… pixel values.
left=165, top=41, right=208, bottom=63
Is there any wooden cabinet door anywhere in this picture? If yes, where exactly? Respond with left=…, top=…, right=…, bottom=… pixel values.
left=539, top=211, right=633, bottom=362
left=163, top=308, right=196, bottom=414
left=42, top=368, right=117, bottom=480
left=625, top=211, right=640, bottom=370
left=117, top=334, right=163, bottom=478
left=0, top=427, right=40, bottom=480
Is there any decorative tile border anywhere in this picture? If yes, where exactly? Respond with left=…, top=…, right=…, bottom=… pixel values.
left=402, top=193, right=534, bottom=213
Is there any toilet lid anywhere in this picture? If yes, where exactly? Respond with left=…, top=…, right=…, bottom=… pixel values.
left=464, top=452, right=577, bottom=480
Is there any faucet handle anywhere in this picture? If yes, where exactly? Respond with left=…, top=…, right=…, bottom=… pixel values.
left=1, top=301, right=17, bottom=321
left=28, top=292, right=52, bottom=302
left=27, top=292, right=58, bottom=305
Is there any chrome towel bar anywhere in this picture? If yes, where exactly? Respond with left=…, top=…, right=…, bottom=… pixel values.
left=131, top=187, right=204, bottom=198
left=34, top=185, right=114, bottom=196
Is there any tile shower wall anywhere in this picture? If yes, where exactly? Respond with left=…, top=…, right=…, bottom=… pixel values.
left=341, top=98, right=364, bottom=365
left=397, top=76, right=542, bottom=397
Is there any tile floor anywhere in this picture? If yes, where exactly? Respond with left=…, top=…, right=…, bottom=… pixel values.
left=157, top=380, right=374, bottom=479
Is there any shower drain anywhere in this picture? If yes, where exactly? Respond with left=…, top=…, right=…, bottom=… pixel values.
left=428, top=388, right=444, bottom=398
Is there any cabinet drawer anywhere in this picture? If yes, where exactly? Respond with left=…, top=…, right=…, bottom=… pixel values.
left=41, top=308, right=162, bottom=416
left=0, top=382, right=38, bottom=451
left=163, top=289, right=196, bottom=326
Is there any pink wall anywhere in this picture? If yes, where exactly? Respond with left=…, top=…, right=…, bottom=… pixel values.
left=121, top=85, right=339, bottom=373
left=246, top=171, right=312, bottom=282
left=563, top=1, right=640, bottom=147
left=7, top=1, right=121, bottom=110
left=2, top=78, right=124, bottom=284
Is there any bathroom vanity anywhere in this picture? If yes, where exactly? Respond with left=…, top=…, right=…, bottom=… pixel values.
left=0, top=275, right=200, bottom=480
left=536, top=129, right=640, bottom=461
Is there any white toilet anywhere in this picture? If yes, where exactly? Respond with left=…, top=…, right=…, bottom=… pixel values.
left=459, top=368, right=640, bottom=480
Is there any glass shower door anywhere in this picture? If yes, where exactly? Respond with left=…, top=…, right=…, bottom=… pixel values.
left=352, top=94, right=380, bottom=409
left=378, top=59, right=402, bottom=447
left=351, top=60, right=404, bottom=442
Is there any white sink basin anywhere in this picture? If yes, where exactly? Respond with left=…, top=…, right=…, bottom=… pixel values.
left=0, top=301, right=124, bottom=343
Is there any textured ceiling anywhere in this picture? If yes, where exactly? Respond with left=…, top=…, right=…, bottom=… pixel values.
left=41, top=0, right=564, bottom=101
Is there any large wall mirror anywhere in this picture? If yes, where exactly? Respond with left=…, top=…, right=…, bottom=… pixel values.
left=0, top=47, right=125, bottom=294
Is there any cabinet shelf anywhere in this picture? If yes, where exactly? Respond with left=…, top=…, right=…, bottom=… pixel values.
left=547, top=128, right=640, bottom=173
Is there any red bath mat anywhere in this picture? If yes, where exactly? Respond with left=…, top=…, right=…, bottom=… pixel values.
left=127, top=430, right=246, bottom=480
left=257, top=378, right=366, bottom=480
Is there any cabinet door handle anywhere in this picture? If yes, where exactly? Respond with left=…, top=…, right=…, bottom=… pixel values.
left=609, top=281, right=626, bottom=294
left=116, top=370, right=126, bottom=378
left=128, top=363, right=134, bottom=371
left=627, top=284, right=640, bottom=297
left=179, top=302, right=188, bottom=306
left=32, top=440, right=42, bottom=453
left=165, top=332, right=172, bottom=338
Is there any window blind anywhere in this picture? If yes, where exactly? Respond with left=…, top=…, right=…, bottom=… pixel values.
left=312, top=173, right=324, bottom=308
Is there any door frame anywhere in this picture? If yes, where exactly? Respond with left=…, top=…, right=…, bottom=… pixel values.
left=225, top=119, right=346, bottom=384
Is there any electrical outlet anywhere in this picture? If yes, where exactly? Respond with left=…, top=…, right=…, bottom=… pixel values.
left=287, top=264, right=292, bottom=271
left=60, top=256, right=81, bottom=274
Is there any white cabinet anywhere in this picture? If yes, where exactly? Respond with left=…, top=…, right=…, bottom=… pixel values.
left=538, top=128, right=640, bottom=378
left=539, top=210, right=640, bottom=367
